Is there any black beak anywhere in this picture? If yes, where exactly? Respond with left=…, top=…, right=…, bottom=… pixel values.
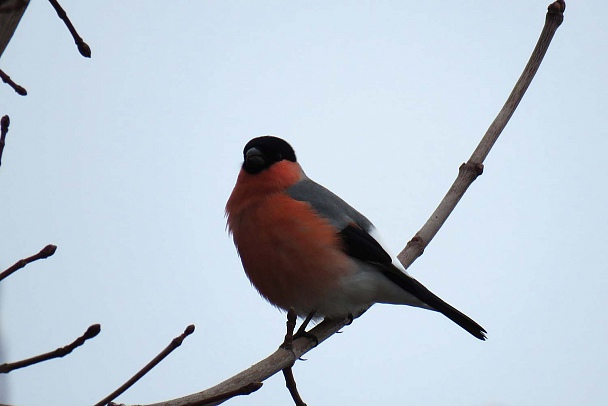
left=244, top=147, right=267, bottom=173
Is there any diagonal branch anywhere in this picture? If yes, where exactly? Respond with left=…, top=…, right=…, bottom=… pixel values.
left=397, top=0, right=566, bottom=267
left=47, top=0, right=91, bottom=57
left=94, top=325, right=196, bottom=406
left=282, top=367, right=307, bottom=406
left=0, top=244, right=57, bottom=283
left=0, top=324, right=101, bottom=374
left=0, top=68, right=27, bottom=95
left=118, top=2, right=566, bottom=405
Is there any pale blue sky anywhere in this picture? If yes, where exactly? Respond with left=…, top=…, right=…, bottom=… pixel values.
left=1, top=1, right=607, bottom=405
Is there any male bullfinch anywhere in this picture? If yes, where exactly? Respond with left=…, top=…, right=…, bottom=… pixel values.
left=226, top=136, right=486, bottom=340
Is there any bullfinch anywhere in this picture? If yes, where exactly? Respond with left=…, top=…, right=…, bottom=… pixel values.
left=226, top=136, right=486, bottom=340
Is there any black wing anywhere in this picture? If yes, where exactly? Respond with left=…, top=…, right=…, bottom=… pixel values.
left=339, top=224, right=487, bottom=340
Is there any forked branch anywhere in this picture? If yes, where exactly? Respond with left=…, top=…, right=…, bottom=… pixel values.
left=142, top=319, right=347, bottom=406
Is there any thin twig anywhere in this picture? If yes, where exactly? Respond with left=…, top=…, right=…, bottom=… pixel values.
left=280, top=309, right=308, bottom=406
left=0, top=324, right=101, bottom=373
left=0, top=68, right=27, bottom=95
left=47, top=0, right=91, bottom=58
left=93, top=325, right=196, bottom=406
left=0, top=244, right=57, bottom=283
left=142, top=318, right=348, bottom=406
left=0, top=114, right=9, bottom=167
left=397, top=0, right=566, bottom=267
left=282, top=368, right=307, bottom=406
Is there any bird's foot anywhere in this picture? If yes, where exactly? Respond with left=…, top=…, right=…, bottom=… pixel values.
left=280, top=309, right=319, bottom=350
left=293, top=310, right=318, bottom=346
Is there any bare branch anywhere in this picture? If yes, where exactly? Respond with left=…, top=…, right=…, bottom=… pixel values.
left=0, top=68, right=27, bottom=95
left=397, top=0, right=566, bottom=267
left=0, top=324, right=101, bottom=374
left=280, top=309, right=308, bottom=406
left=0, top=114, right=10, bottom=166
left=140, top=318, right=348, bottom=406
left=94, top=325, right=196, bottom=406
left=47, top=0, right=91, bottom=58
left=282, top=368, right=307, bottom=406
left=0, top=244, right=57, bottom=283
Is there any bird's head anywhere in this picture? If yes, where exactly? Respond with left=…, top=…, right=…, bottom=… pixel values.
left=242, top=136, right=297, bottom=174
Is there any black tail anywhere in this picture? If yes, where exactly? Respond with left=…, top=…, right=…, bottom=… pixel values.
left=381, top=266, right=487, bottom=340
left=336, top=225, right=486, bottom=339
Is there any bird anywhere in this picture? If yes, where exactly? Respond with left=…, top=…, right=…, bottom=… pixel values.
left=226, top=136, right=486, bottom=340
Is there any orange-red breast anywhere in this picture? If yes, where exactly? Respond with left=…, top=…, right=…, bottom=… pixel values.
left=226, top=136, right=486, bottom=340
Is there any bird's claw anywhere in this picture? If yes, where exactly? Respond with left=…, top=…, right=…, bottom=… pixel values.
left=293, top=329, right=319, bottom=346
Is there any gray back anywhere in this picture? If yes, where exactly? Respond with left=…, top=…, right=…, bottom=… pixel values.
left=286, top=176, right=374, bottom=232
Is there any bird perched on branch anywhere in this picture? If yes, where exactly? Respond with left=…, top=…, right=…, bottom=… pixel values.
left=226, top=136, right=486, bottom=340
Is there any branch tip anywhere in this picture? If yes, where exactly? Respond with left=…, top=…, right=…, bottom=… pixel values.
left=84, top=324, right=102, bottom=339
left=0, top=244, right=59, bottom=283
left=171, top=324, right=195, bottom=348
left=1, top=115, right=9, bottom=129
left=184, top=324, right=195, bottom=335
left=40, top=244, right=58, bottom=257
left=48, top=0, right=91, bottom=58
left=78, top=41, right=91, bottom=58
left=0, top=115, right=8, bottom=167
left=548, top=0, right=566, bottom=13
left=0, top=69, right=27, bottom=96
left=93, top=325, right=196, bottom=406
left=0, top=323, right=100, bottom=374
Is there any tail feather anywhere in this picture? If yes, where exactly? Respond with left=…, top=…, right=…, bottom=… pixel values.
left=380, top=265, right=487, bottom=340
